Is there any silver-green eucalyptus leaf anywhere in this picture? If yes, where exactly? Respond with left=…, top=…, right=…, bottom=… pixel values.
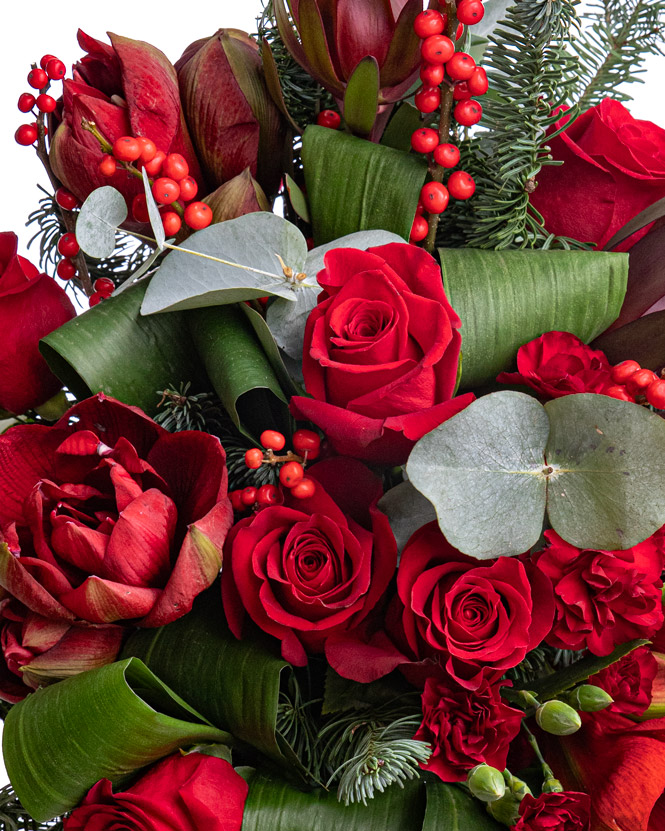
left=76, top=187, right=128, bottom=259
left=142, top=167, right=166, bottom=250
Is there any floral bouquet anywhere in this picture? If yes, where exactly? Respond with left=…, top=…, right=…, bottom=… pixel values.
left=2, top=2, right=665, bottom=830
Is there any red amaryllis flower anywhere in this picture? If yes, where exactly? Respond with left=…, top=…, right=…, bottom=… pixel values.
left=414, top=672, right=523, bottom=782
left=590, top=645, right=658, bottom=717
left=0, top=394, right=232, bottom=629
left=0, top=232, right=75, bottom=414
left=534, top=530, right=664, bottom=655
left=50, top=30, right=202, bottom=213
left=497, top=331, right=612, bottom=399
left=64, top=752, right=248, bottom=831
left=222, top=458, right=397, bottom=666
left=290, top=243, right=473, bottom=465
left=513, top=792, right=590, bottom=831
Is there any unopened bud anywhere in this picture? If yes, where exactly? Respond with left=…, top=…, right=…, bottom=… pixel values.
left=535, top=700, right=582, bottom=735
left=565, top=684, right=613, bottom=712
left=487, top=793, right=521, bottom=826
left=542, top=777, right=564, bottom=793
left=467, top=764, right=506, bottom=803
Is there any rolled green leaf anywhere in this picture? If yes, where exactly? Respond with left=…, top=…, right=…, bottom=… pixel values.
left=3, top=657, right=230, bottom=822
left=423, top=781, right=503, bottom=830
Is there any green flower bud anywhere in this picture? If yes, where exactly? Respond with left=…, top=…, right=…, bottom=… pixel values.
left=535, top=700, right=582, bottom=735
left=487, top=793, right=521, bottom=826
left=566, top=684, right=613, bottom=712
left=542, top=777, right=564, bottom=793
left=467, top=764, right=506, bottom=803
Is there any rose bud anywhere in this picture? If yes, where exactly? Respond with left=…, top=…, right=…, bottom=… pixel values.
left=0, top=232, right=75, bottom=414
left=564, top=684, right=614, bottom=713
left=535, top=700, right=582, bottom=736
left=466, top=764, right=506, bottom=803
left=176, top=30, right=287, bottom=200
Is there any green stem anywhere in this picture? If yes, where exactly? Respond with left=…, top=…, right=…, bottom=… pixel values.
left=521, top=722, right=556, bottom=782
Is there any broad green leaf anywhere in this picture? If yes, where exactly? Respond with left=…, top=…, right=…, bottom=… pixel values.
left=241, top=771, right=425, bottom=831
left=242, top=304, right=301, bottom=397
left=302, top=125, right=427, bottom=245
left=4, top=657, right=229, bottom=822
left=141, top=212, right=309, bottom=315
left=187, top=304, right=291, bottom=439
left=377, top=482, right=437, bottom=554
left=142, top=167, right=165, bottom=250
left=423, top=781, right=503, bottom=831
left=76, top=187, right=128, bottom=259
left=285, top=173, right=310, bottom=222
left=40, top=281, right=205, bottom=415
left=343, top=56, right=380, bottom=137
left=381, top=102, right=423, bottom=152
left=439, top=248, right=628, bottom=389
left=407, top=392, right=550, bottom=558
left=526, top=640, right=649, bottom=699
left=545, top=394, right=665, bottom=549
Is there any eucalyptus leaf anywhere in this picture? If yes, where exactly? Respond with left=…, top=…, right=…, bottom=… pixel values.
left=76, top=186, right=128, bottom=259
left=142, top=167, right=166, bottom=250
left=377, top=481, right=437, bottom=554
left=4, top=657, right=229, bottom=822
left=472, top=0, right=515, bottom=38
left=423, top=781, right=503, bottom=831
left=141, top=212, right=309, bottom=315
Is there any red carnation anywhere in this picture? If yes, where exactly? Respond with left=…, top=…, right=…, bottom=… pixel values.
left=590, top=645, right=658, bottom=717
left=513, top=792, right=590, bottom=831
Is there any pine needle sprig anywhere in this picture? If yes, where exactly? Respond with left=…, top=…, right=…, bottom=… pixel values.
left=575, top=0, right=665, bottom=110
left=0, top=787, right=65, bottom=831
left=154, top=382, right=224, bottom=434
left=276, top=675, right=321, bottom=772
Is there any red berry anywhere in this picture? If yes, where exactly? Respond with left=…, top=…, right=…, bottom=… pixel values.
left=131, top=194, right=150, bottom=224
left=456, top=0, right=485, bottom=26
left=15, top=124, right=38, bottom=146
left=292, top=429, right=321, bottom=459
left=136, top=137, right=157, bottom=164
left=610, top=360, right=642, bottom=384
left=410, top=215, right=429, bottom=242
left=39, top=54, right=57, bottom=71
left=414, top=85, right=441, bottom=113
left=448, top=170, right=476, bottom=200
left=17, top=93, right=35, bottom=113
left=279, top=461, right=304, bottom=488
left=27, top=68, right=48, bottom=90
left=446, top=52, right=477, bottom=81
left=93, top=277, right=115, bottom=296
left=605, top=385, right=635, bottom=403
left=260, top=429, right=286, bottom=451
left=178, top=175, right=198, bottom=202
left=646, top=379, right=665, bottom=409
left=420, top=62, right=444, bottom=86
left=420, top=181, right=449, bottom=214
left=626, top=368, right=658, bottom=395
left=229, top=490, right=244, bottom=512
left=433, top=143, right=460, bottom=168
left=162, top=153, right=189, bottom=181
left=421, top=34, right=455, bottom=64
left=89, top=292, right=104, bottom=307
left=56, top=258, right=77, bottom=280
left=57, top=232, right=79, bottom=257
left=414, top=9, right=445, bottom=38
left=411, top=127, right=440, bottom=154
left=161, top=211, right=182, bottom=236
left=46, top=59, right=66, bottom=81
left=55, top=188, right=80, bottom=211
left=316, top=109, right=341, bottom=129
left=152, top=177, right=180, bottom=205
left=98, top=155, right=117, bottom=177
left=113, top=136, right=141, bottom=162
left=453, top=81, right=472, bottom=100
left=244, top=448, right=264, bottom=469
left=184, top=201, right=212, bottom=230
left=291, top=477, right=316, bottom=499
left=256, top=484, right=280, bottom=507
left=467, top=67, right=489, bottom=96
left=415, top=203, right=425, bottom=216
left=142, top=149, right=166, bottom=176
left=454, top=99, right=483, bottom=126
left=241, top=486, right=258, bottom=506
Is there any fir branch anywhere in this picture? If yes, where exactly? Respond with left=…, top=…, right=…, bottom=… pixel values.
left=0, top=787, right=65, bottom=831
left=276, top=675, right=321, bottom=772
left=575, top=0, right=665, bottom=109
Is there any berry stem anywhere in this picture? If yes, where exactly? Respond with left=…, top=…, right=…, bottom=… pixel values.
left=424, top=0, right=457, bottom=254
left=263, top=449, right=305, bottom=466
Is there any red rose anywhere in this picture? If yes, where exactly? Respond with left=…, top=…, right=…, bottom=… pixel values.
left=0, top=394, right=232, bottom=630
left=534, top=530, right=664, bottom=655
left=513, top=792, right=590, bottom=831
left=290, top=243, right=474, bottom=464
left=0, top=232, right=75, bottom=414
left=530, top=100, right=665, bottom=250
left=590, top=645, right=658, bottom=717
left=414, top=672, right=523, bottom=782
left=222, top=458, right=397, bottom=666
left=497, top=331, right=612, bottom=399
left=63, top=752, right=248, bottom=831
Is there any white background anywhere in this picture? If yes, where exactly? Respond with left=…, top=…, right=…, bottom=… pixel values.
left=0, top=0, right=663, bottom=792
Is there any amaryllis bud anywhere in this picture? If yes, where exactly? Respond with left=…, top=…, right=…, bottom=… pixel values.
left=536, top=700, right=582, bottom=735
left=565, top=684, right=613, bottom=712
left=467, top=764, right=506, bottom=803
left=203, top=169, right=270, bottom=225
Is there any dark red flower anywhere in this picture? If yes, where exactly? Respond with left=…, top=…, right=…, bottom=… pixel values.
left=0, top=232, right=75, bottom=414
left=290, top=243, right=473, bottom=464
left=534, top=530, right=663, bottom=655
left=0, top=394, right=232, bottom=629
left=414, top=672, right=523, bottom=782
left=63, top=752, right=248, bottom=831
left=513, top=792, right=590, bottom=831
left=221, top=458, right=396, bottom=666
left=590, top=645, right=658, bottom=717
left=497, top=331, right=612, bottom=399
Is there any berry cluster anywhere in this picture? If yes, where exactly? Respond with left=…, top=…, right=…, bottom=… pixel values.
left=410, top=4, right=487, bottom=243
left=229, top=428, right=322, bottom=512
left=14, top=54, right=66, bottom=147
left=99, top=138, right=212, bottom=234
left=606, top=361, right=665, bottom=409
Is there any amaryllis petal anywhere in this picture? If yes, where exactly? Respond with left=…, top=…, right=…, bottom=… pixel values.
left=335, top=0, right=394, bottom=79
left=59, top=576, right=161, bottom=623
left=0, top=544, right=75, bottom=622
left=50, top=521, right=109, bottom=575
left=298, top=0, right=345, bottom=93
left=379, top=0, right=422, bottom=89
left=205, top=169, right=270, bottom=223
